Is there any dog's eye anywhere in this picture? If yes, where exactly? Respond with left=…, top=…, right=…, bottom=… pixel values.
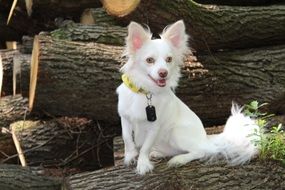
left=146, top=57, right=155, bottom=64
left=166, top=56, right=172, bottom=63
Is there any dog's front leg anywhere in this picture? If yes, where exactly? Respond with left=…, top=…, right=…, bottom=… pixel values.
left=121, top=117, right=138, bottom=166
left=136, top=124, right=160, bottom=175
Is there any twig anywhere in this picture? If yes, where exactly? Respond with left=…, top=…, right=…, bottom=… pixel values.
left=0, top=150, right=9, bottom=158
left=11, top=126, right=27, bottom=167
left=1, top=135, right=56, bottom=164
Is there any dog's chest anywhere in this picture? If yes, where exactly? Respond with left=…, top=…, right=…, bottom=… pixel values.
left=117, top=85, right=172, bottom=122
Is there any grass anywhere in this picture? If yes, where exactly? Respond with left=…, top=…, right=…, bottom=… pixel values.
left=243, top=101, right=285, bottom=164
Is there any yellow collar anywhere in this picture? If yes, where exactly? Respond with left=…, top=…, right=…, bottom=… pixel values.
left=121, top=74, right=148, bottom=94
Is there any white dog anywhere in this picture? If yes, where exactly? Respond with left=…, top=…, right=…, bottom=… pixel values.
left=116, top=20, right=259, bottom=175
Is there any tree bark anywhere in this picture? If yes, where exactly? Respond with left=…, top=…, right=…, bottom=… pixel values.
left=0, top=95, right=28, bottom=163
left=80, top=8, right=119, bottom=25
left=0, top=164, right=62, bottom=190
left=29, top=35, right=122, bottom=122
left=51, top=22, right=127, bottom=46
left=9, top=119, right=116, bottom=169
left=0, top=95, right=29, bottom=128
left=112, top=0, right=285, bottom=51
left=195, top=0, right=282, bottom=6
left=66, top=159, right=285, bottom=190
left=0, top=50, right=19, bottom=96
left=30, top=35, right=285, bottom=126
left=181, top=45, right=285, bottom=124
left=0, top=50, right=31, bottom=96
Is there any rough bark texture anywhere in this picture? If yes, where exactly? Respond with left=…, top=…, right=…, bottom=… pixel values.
left=0, top=50, right=30, bottom=96
left=66, top=160, right=285, bottom=190
left=180, top=45, right=285, bottom=123
left=10, top=119, right=116, bottom=169
left=80, top=8, right=119, bottom=25
left=31, top=35, right=285, bottom=126
left=115, top=0, right=285, bottom=51
left=0, top=164, right=62, bottom=190
left=13, top=54, right=31, bottom=97
left=31, top=35, right=122, bottom=122
left=51, top=22, right=127, bottom=45
left=0, top=95, right=29, bottom=128
left=196, top=0, right=283, bottom=5
left=0, top=50, right=19, bottom=96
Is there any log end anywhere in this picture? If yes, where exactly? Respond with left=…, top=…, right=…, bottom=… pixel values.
left=102, top=0, right=141, bottom=17
left=29, top=35, right=39, bottom=111
left=80, top=9, right=95, bottom=24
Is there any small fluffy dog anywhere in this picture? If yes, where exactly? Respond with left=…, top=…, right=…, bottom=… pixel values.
left=116, top=20, right=259, bottom=175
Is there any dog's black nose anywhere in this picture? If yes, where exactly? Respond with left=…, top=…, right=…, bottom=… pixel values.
left=158, top=69, right=168, bottom=78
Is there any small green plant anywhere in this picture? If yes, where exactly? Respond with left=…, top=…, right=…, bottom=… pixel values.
left=244, top=101, right=285, bottom=164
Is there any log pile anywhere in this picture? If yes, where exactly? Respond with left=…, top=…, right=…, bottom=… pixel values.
left=0, top=0, right=285, bottom=189
left=66, top=134, right=285, bottom=190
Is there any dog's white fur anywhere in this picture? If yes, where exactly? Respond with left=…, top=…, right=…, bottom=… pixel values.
left=116, top=20, right=260, bottom=175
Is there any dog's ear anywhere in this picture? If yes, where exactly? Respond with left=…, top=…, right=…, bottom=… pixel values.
left=161, top=20, right=188, bottom=50
left=126, top=22, right=151, bottom=53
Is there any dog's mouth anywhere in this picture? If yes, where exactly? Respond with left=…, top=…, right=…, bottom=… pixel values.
left=148, top=75, right=166, bottom=87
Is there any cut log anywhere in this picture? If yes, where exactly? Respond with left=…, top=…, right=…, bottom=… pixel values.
left=0, top=164, right=62, bottom=190
left=29, top=35, right=122, bottom=122
left=0, top=50, right=31, bottom=96
left=13, top=54, right=31, bottom=97
left=80, top=8, right=118, bottom=25
left=111, top=0, right=285, bottom=51
left=51, top=22, right=127, bottom=45
left=30, top=35, right=285, bottom=126
left=0, top=95, right=29, bottom=128
left=66, top=159, right=285, bottom=190
left=196, top=0, right=281, bottom=5
left=9, top=118, right=116, bottom=169
left=102, top=0, right=141, bottom=17
left=0, top=95, right=28, bottom=162
left=5, top=41, right=17, bottom=50
left=0, top=49, right=19, bottom=96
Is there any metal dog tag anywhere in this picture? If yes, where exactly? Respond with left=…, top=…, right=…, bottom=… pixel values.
left=146, top=105, right=157, bottom=122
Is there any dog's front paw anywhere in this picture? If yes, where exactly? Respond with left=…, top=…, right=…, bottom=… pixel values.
left=136, top=157, right=154, bottom=175
left=124, top=149, right=138, bottom=166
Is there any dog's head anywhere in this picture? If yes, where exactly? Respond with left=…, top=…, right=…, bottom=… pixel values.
left=121, top=20, right=189, bottom=94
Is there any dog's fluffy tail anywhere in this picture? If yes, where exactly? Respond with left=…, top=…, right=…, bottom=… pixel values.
left=205, top=103, right=260, bottom=165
